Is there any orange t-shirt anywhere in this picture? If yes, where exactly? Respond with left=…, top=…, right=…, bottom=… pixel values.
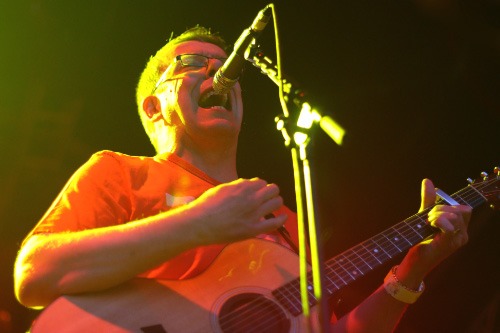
left=26, top=150, right=299, bottom=280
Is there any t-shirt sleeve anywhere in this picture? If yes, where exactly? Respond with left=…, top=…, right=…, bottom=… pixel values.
left=25, top=151, right=132, bottom=238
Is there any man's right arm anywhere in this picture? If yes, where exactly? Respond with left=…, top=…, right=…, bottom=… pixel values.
left=14, top=178, right=287, bottom=308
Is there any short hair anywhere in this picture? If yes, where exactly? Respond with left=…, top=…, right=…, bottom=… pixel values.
left=136, top=26, right=229, bottom=151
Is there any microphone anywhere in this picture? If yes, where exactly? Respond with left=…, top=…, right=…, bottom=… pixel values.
left=213, top=5, right=272, bottom=95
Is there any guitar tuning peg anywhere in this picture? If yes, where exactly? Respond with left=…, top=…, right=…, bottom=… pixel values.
left=467, top=178, right=474, bottom=184
left=480, top=171, right=488, bottom=180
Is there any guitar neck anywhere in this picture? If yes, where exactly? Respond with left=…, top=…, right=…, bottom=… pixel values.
left=273, top=183, right=487, bottom=316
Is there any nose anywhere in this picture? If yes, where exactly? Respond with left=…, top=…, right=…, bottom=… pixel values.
left=206, top=58, right=223, bottom=78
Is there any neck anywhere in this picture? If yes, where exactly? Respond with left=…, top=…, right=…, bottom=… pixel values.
left=160, top=139, right=239, bottom=183
left=155, top=123, right=241, bottom=182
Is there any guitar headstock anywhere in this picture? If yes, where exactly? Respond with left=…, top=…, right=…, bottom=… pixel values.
left=468, top=167, right=500, bottom=210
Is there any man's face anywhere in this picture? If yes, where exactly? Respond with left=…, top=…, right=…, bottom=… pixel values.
left=156, top=40, right=243, bottom=146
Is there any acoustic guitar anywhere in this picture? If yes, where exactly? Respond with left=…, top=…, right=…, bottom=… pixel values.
left=31, top=169, right=499, bottom=332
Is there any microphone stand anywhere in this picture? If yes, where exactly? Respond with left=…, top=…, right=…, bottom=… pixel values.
left=246, top=45, right=346, bottom=332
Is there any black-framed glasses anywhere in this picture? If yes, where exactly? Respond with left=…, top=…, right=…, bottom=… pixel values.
left=152, top=54, right=228, bottom=94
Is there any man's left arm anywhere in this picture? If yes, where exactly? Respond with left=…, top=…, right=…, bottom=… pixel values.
left=331, top=178, right=472, bottom=333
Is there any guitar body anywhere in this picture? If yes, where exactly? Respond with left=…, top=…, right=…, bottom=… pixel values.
left=32, top=239, right=317, bottom=333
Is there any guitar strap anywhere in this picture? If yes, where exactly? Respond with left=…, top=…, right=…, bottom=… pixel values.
left=266, top=213, right=300, bottom=255
left=278, top=226, right=300, bottom=255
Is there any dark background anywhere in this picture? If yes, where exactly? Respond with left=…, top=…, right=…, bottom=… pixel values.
left=0, top=0, right=498, bottom=332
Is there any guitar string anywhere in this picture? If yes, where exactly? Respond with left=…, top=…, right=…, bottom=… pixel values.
left=334, top=180, right=493, bottom=274
left=274, top=179, right=494, bottom=313
left=217, top=282, right=308, bottom=332
left=219, top=180, right=495, bottom=329
left=323, top=181, right=490, bottom=283
left=216, top=178, right=496, bottom=329
left=329, top=179, right=492, bottom=298
left=263, top=180, right=493, bottom=317
left=325, top=211, right=432, bottom=278
left=217, top=223, right=424, bottom=332
left=217, top=212, right=432, bottom=329
left=218, top=296, right=289, bottom=332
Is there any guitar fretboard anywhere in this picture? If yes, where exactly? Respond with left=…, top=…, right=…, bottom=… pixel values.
left=272, top=184, right=487, bottom=316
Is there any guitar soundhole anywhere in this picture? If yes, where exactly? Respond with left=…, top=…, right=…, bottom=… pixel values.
left=218, top=293, right=290, bottom=333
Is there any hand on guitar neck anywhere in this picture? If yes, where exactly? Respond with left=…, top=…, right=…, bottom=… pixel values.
left=396, top=178, right=472, bottom=290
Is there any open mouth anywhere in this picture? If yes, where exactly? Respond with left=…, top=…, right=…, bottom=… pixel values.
left=198, top=88, right=231, bottom=111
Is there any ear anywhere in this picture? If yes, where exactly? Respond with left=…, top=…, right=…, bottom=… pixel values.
left=142, top=95, right=163, bottom=121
